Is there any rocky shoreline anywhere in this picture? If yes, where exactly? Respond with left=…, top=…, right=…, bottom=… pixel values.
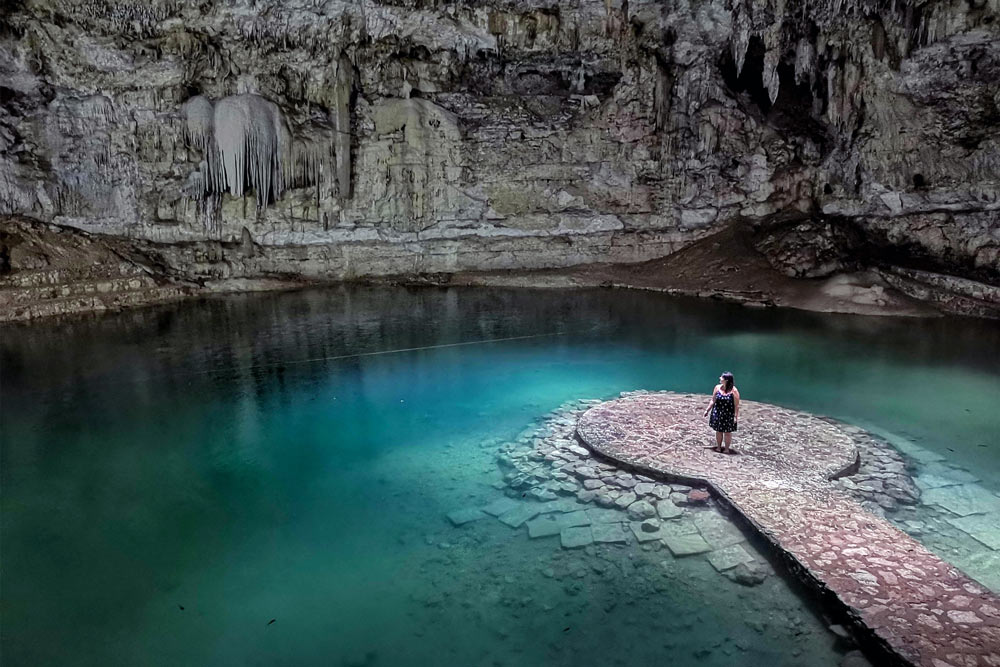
left=6, top=215, right=997, bottom=324
left=431, top=223, right=999, bottom=320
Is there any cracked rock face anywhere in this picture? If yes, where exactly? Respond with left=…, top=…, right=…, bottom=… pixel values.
left=0, top=0, right=997, bottom=291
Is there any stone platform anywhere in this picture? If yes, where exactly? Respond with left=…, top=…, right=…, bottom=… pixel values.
left=576, top=392, right=1000, bottom=667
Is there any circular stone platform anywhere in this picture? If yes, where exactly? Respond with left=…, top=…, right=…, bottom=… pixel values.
left=577, top=391, right=860, bottom=488
left=577, top=392, right=1000, bottom=667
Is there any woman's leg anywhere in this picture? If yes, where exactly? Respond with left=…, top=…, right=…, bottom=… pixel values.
left=723, top=432, right=732, bottom=452
left=715, top=431, right=723, bottom=450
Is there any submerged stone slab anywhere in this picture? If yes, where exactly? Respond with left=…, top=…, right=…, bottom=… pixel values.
left=526, top=515, right=563, bottom=538
left=923, top=484, right=1000, bottom=517
left=915, top=474, right=960, bottom=491
left=903, top=447, right=947, bottom=464
left=692, top=511, right=746, bottom=549
left=447, top=508, right=487, bottom=526
left=656, top=499, right=683, bottom=520
left=662, top=532, right=712, bottom=557
left=526, top=510, right=591, bottom=538
left=613, top=491, right=637, bottom=509
left=921, top=462, right=979, bottom=484
left=591, top=523, right=628, bottom=544
left=497, top=504, right=541, bottom=528
left=576, top=392, right=1000, bottom=667
left=629, top=521, right=663, bottom=543
left=707, top=544, right=756, bottom=571
left=915, top=463, right=980, bottom=491
left=658, top=518, right=699, bottom=538
left=559, top=509, right=592, bottom=527
left=560, top=526, right=593, bottom=549
left=955, top=550, right=1000, bottom=593
left=586, top=507, right=625, bottom=524
left=945, top=513, right=1000, bottom=550
left=537, top=499, right=584, bottom=514
left=863, top=426, right=945, bottom=464
left=482, top=497, right=520, bottom=517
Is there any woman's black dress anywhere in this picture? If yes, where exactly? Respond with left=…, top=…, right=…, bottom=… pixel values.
left=709, top=390, right=737, bottom=433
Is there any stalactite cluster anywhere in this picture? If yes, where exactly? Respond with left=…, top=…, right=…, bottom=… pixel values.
left=0, top=0, right=996, bottom=299
left=182, top=93, right=338, bottom=210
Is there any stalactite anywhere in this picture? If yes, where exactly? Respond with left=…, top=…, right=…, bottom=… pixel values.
left=763, top=0, right=785, bottom=104
left=732, top=21, right=751, bottom=78
left=763, top=47, right=781, bottom=105
left=794, top=38, right=814, bottom=87
left=182, top=93, right=335, bottom=210
left=653, top=56, right=672, bottom=133
left=214, top=94, right=292, bottom=207
left=80, top=95, right=116, bottom=124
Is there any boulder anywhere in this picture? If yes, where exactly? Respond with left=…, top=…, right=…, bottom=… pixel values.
left=626, top=500, right=657, bottom=520
left=685, top=489, right=711, bottom=505
left=613, top=491, right=637, bottom=509
left=725, top=562, right=768, bottom=587
left=656, top=500, right=683, bottom=520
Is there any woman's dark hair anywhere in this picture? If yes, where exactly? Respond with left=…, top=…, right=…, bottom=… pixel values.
left=721, top=372, right=734, bottom=392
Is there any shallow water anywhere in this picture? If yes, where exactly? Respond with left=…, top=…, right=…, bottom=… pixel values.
left=2, top=286, right=998, bottom=666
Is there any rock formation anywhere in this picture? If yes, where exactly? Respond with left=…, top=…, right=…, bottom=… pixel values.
left=0, top=0, right=997, bottom=317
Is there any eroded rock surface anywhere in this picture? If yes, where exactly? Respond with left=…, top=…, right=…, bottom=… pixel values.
left=0, top=0, right=997, bottom=316
left=0, top=215, right=196, bottom=320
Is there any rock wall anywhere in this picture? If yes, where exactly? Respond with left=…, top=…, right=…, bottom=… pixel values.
left=0, top=0, right=997, bottom=288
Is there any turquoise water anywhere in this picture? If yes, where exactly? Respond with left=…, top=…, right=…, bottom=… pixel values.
left=2, top=286, right=998, bottom=666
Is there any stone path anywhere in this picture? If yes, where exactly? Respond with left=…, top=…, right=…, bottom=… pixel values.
left=576, top=392, right=1000, bottom=667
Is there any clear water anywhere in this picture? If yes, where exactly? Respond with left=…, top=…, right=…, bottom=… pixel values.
left=2, top=286, right=998, bottom=666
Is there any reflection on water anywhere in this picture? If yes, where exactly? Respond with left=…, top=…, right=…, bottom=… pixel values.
left=2, top=286, right=998, bottom=666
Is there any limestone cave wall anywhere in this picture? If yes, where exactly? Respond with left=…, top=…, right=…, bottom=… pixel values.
left=0, top=0, right=997, bottom=286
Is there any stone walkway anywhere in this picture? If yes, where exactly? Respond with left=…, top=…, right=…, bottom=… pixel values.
left=576, top=392, right=1000, bottom=667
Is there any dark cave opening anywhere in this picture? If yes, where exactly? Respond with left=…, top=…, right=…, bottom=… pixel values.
left=720, top=36, right=773, bottom=114
left=0, top=86, right=17, bottom=105
left=720, top=39, right=830, bottom=150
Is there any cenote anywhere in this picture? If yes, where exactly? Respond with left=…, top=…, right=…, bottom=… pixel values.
left=2, top=286, right=999, bottom=666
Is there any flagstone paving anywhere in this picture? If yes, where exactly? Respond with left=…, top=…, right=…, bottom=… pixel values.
left=707, top=543, right=756, bottom=571
left=576, top=392, right=1000, bottom=667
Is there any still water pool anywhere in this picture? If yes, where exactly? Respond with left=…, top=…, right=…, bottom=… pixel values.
left=2, top=286, right=998, bottom=666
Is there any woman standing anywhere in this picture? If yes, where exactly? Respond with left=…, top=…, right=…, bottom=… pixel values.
left=703, top=372, right=739, bottom=453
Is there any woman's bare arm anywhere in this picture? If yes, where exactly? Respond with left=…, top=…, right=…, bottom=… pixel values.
left=733, top=388, right=740, bottom=420
left=704, top=385, right=719, bottom=416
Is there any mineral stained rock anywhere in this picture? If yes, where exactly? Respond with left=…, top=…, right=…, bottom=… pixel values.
left=0, top=0, right=997, bottom=313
